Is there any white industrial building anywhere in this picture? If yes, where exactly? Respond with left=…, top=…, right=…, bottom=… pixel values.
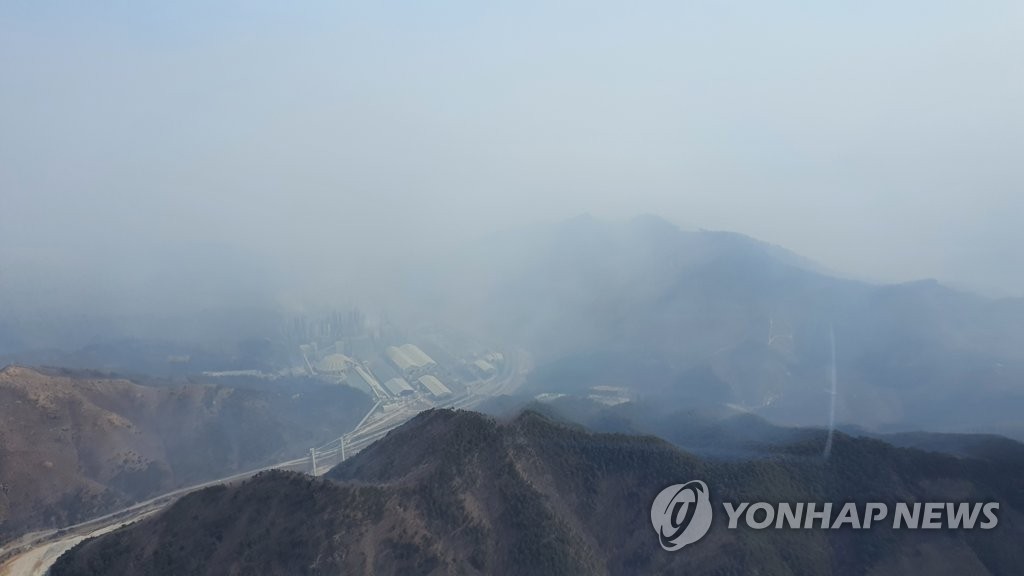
left=472, top=359, right=496, bottom=377
left=384, top=377, right=415, bottom=397
left=418, top=374, right=452, bottom=398
left=386, top=344, right=437, bottom=378
left=316, top=353, right=353, bottom=376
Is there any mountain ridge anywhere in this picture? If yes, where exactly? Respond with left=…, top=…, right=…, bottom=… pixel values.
left=404, top=216, right=1024, bottom=438
left=52, top=408, right=1024, bottom=576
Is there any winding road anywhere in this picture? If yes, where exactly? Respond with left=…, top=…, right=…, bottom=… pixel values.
left=0, top=349, right=530, bottom=576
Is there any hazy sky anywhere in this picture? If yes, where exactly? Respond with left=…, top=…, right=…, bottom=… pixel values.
left=2, top=0, right=1022, bottom=312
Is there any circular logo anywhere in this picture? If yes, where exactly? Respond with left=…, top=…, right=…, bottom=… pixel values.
left=651, top=480, right=713, bottom=551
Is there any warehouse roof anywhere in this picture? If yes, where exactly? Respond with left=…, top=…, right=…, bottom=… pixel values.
left=384, top=377, right=415, bottom=396
left=386, top=344, right=436, bottom=372
left=316, top=353, right=352, bottom=374
left=418, top=375, right=451, bottom=397
left=385, top=346, right=415, bottom=372
left=400, top=344, right=435, bottom=367
left=473, top=359, right=496, bottom=373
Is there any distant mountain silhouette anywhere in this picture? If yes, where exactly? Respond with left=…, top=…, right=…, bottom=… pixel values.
left=409, top=215, right=1024, bottom=438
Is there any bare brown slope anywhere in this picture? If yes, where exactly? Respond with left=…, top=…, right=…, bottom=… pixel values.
left=0, top=366, right=171, bottom=539
left=0, top=365, right=372, bottom=543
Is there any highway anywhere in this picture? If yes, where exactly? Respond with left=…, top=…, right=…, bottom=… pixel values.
left=0, top=456, right=310, bottom=576
left=0, top=348, right=530, bottom=576
left=310, top=348, right=531, bottom=473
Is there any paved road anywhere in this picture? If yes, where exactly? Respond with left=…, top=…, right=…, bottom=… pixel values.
left=0, top=457, right=310, bottom=576
left=0, top=348, right=530, bottom=576
left=0, top=511, right=160, bottom=576
left=312, top=348, right=530, bottom=473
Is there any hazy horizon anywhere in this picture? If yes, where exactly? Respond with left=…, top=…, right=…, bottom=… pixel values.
left=3, top=0, right=1023, bottom=318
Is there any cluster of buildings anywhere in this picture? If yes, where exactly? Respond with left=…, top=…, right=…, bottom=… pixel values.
left=290, top=311, right=503, bottom=405
left=301, top=339, right=456, bottom=403
left=385, top=344, right=437, bottom=380
left=383, top=344, right=452, bottom=399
